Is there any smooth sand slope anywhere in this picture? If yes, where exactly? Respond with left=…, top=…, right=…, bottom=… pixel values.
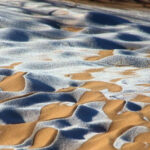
left=66, top=0, right=150, bottom=10
left=0, top=0, right=150, bottom=150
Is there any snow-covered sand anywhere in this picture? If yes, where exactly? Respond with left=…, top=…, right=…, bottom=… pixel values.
left=0, top=0, right=150, bottom=150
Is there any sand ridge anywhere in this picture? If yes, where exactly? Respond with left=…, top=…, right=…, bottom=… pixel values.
left=29, top=127, right=58, bottom=149
left=0, top=72, right=26, bottom=92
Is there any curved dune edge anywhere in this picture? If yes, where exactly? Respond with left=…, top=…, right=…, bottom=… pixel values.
left=111, top=78, right=122, bottom=82
left=0, top=92, right=35, bottom=103
left=121, top=126, right=150, bottom=150
left=29, top=127, right=58, bottom=149
left=140, top=105, right=150, bottom=120
left=39, top=103, right=77, bottom=121
left=66, top=72, right=93, bottom=80
left=103, top=100, right=125, bottom=119
left=121, top=142, right=149, bottom=150
left=120, top=69, right=138, bottom=76
left=57, top=87, right=76, bottom=92
left=78, top=107, right=149, bottom=150
left=85, top=50, right=114, bottom=61
left=0, top=103, right=77, bottom=146
left=0, top=72, right=26, bottom=92
left=132, top=95, right=150, bottom=103
left=82, top=81, right=122, bottom=92
left=62, top=26, right=83, bottom=32
left=65, top=68, right=105, bottom=80
left=0, top=122, right=36, bottom=145
left=78, top=91, right=107, bottom=104
left=77, top=97, right=150, bottom=150
left=0, top=62, right=22, bottom=69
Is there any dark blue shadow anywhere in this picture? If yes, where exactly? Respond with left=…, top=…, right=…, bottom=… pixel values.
left=119, top=50, right=136, bottom=56
left=121, top=134, right=131, bottom=142
left=0, top=69, right=12, bottom=76
left=55, top=120, right=71, bottom=128
left=82, top=37, right=125, bottom=49
left=89, top=124, right=107, bottom=133
left=58, top=94, right=77, bottom=103
left=76, top=105, right=98, bottom=122
left=138, top=25, right=150, bottom=34
left=38, top=18, right=61, bottom=29
left=15, top=93, right=50, bottom=107
left=118, top=33, right=142, bottom=41
left=13, top=92, right=76, bottom=107
left=0, top=109, right=24, bottom=124
left=28, top=78, right=55, bottom=92
left=70, top=82, right=79, bottom=87
left=5, top=29, right=29, bottom=42
left=86, top=11, right=130, bottom=26
left=61, top=128, right=88, bottom=139
left=126, top=102, right=141, bottom=111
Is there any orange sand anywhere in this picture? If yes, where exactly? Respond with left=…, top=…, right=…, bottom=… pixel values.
left=78, top=91, right=107, bottom=104
left=120, top=69, right=138, bottom=75
left=39, top=103, right=77, bottom=121
left=82, top=81, right=122, bottom=92
left=30, top=128, right=58, bottom=149
left=103, top=100, right=125, bottom=119
left=0, top=72, right=26, bottom=92
left=0, top=92, right=34, bottom=103
left=57, top=87, right=76, bottom=92
left=85, top=50, right=113, bottom=61
left=0, top=62, right=21, bottom=69
left=121, top=142, right=149, bottom=150
left=0, top=122, right=36, bottom=145
left=62, top=26, right=83, bottom=32
left=132, top=95, right=150, bottom=103
left=66, top=72, right=93, bottom=80
left=111, top=78, right=122, bottom=82
left=77, top=94, right=150, bottom=150
left=78, top=109, right=149, bottom=150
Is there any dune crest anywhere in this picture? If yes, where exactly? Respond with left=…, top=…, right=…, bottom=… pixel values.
left=30, top=127, right=58, bottom=149
left=0, top=72, right=25, bottom=92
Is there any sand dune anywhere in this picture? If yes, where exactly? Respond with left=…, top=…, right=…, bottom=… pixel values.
left=0, top=0, right=149, bottom=150
left=0, top=72, right=25, bottom=92
left=29, top=127, right=58, bottom=149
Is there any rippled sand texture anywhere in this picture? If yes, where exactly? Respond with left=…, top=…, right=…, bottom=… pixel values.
left=0, top=0, right=150, bottom=150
